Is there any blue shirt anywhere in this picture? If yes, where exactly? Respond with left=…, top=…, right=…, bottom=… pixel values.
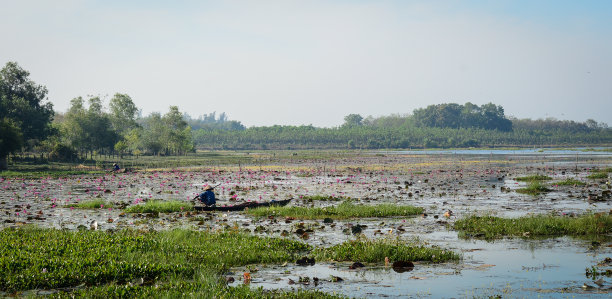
left=199, top=190, right=216, bottom=206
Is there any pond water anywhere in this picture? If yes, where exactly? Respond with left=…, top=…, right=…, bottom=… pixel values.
left=381, top=148, right=612, bottom=157
left=237, top=236, right=611, bottom=298
left=1, top=152, right=611, bottom=297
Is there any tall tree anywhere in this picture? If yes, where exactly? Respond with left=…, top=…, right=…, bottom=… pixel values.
left=0, top=62, right=54, bottom=169
left=109, top=93, right=139, bottom=135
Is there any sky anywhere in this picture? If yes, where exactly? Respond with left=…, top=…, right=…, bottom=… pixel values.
left=2, top=0, right=611, bottom=127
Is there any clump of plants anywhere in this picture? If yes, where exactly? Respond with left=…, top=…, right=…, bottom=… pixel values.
left=302, top=195, right=350, bottom=201
left=587, top=172, right=609, bottom=179
left=0, top=227, right=317, bottom=296
left=516, top=182, right=551, bottom=195
left=125, top=200, right=193, bottom=213
left=555, top=178, right=586, bottom=186
left=515, top=175, right=552, bottom=182
left=314, top=237, right=460, bottom=263
left=454, top=213, right=612, bottom=239
left=67, top=199, right=114, bottom=209
left=247, top=200, right=424, bottom=219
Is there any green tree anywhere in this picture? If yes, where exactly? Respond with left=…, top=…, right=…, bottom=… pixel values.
left=109, top=93, right=139, bottom=136
left=0, top=62, right=54, bottom=169
left=342, top=114, right=363, bottom=128
left=0, top=119, right=22, bottom=170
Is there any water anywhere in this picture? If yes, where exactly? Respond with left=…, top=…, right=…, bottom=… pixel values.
left=381, top=148, right=612, bottom=157
left=237, top=236, right=611, bottom=298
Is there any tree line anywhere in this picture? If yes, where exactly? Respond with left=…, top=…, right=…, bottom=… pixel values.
left=1, top=61, right=611, bottom=170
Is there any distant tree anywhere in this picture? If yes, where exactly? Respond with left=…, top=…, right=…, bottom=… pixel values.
left=342, top=114, right=363, bottom=128
left=109, top=93, right=139, bottom=136
left=0, top=119, right=22, bottom=170
left=0, top=62, right=54, bottom=169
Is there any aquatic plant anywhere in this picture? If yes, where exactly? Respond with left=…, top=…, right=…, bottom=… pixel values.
left=314, top=237, right=460, bottom=263
left=247, top=200, right=424, bottom=219
left=124, top=200, right=193, bottom=213
left=555, top=178, right=586, bottom=186
left=454, top=213, right=612, bottom=239
left=587, top=172, right=609, bottom=179
left=67, top=199, right=114, bottom=209
left=0, top=228, right=311, bottom=293
left=516, top=182, right=551, bottom=195
left=515, top=175, right=552, bottom=182
left=301, top=195, right=350, bottom=201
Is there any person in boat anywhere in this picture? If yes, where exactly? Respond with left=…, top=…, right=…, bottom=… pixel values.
left=112, top=163, right=120, bottom=172
left=195, top=185, right=216, bottom=206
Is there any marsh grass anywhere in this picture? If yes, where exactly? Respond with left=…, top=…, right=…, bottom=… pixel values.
left=515, top=175, right=552, bottom=182
left=454, top=214, right=612, bottom=239
left=555, top=178, right=586, bottom=186
left=0, top=169, right=103, bottom=179
left=0, top=228, right=312, bottom=294
left=587, top=172, right=609, bottom=179
left=302, top=195, right=351, bottom=201
left=516, top=182, right=551, bottom=195
left=314, top=237, right=460, bottom=263
left=247, top=201, right=424, bottom=219
left=125, top=200, right=193, bottom=213
left=66, top=199, right=113, bottom=209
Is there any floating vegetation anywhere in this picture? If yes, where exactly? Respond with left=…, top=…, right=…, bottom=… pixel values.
left=555, top=178, right=586, bottom=186
left=302, top=195, right=351, bottom=201
left=67, top=199, right=114, bottom=209
left=515, top=175, right=552, bottom=182
left=247, top=201, right=424, bottom=219
left=587, top=172, right=609, bottom=179
left=516, top=182, right=551, bottom=195
left=454, top=213, right=612, bottom=239
left=0, top=228, right=314, bottom=295
left=124, top=200, right=193, bottom=213
left=314, top=237, right=460, bottom=263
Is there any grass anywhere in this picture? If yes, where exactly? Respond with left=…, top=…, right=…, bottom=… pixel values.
left=0, top=169, right=104, bottom=179
left=125, top=200, right=193, bottom=213
left=555, top=178, right=586, bottom=186
left=515, top=175, right=552, bottom=182
left=66, top=199, right=114, bottom=209
left=516, top=182, right=551, bottom=195
left=246, top=200, right=424, bottom=219
left=0, top=227, right=332, bottom=298
left=301, top=195, right=351, bottom=201
left=314, top=237, right=460, bottom=263
left=587, top=172, right=609, bottom=179
left=454, top=213, right=612, bottom=239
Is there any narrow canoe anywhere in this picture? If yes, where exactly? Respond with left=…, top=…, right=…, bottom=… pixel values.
left=194, top=199, right=292, bottom=211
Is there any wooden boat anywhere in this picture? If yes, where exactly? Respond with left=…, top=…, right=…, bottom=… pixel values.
left=194, top=199, right=292, bottom=211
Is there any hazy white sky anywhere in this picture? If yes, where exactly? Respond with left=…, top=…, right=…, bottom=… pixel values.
left=2, top=0, right=611, bottom=127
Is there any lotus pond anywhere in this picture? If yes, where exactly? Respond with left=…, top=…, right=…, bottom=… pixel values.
left=0, top=149, right=611, bottom=298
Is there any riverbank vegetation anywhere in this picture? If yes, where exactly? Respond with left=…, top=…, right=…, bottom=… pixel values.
left=247, top=201, right=424, bottom=219
left=454, top=213, right=612, bottom=239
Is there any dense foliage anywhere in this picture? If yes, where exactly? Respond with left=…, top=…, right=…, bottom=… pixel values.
left=0, top=62, right=54, bottom=169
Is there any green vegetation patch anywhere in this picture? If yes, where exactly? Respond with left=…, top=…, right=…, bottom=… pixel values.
left=67, top=199, right=114, bottom=209
left=314, top=238, right=460, bottom=263
left=46, top=283, right=344, bottom=299
left=515, top=175, right=552, bottom=182
left=587, top=172, right=609, bottom=179
left=0, top=170, right=103, bottom=179
left=302, top=195, right=351, bottom=201
left=125, top=200, right=193, bottom=213
left=555, top=178, right=586, bottom=186
left=516, top=182, right=551, bottom=195
left=247, top=201, right=424, bottom=219
left=454, top=214, right=612, bottom=239
left=0, top=228, right=311, bottom=293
